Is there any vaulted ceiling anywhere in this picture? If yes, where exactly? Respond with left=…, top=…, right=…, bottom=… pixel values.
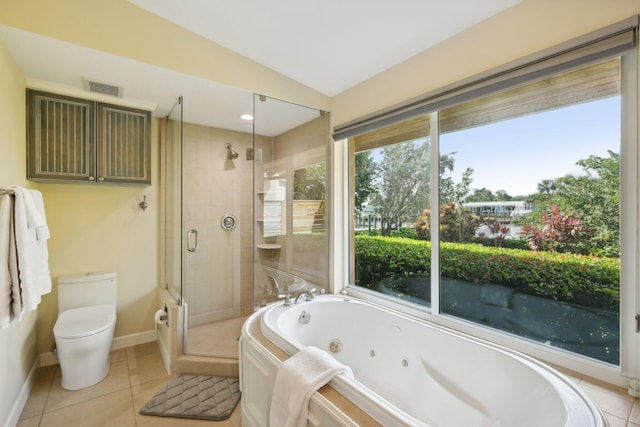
left=0, top=0, right=521, bottom=133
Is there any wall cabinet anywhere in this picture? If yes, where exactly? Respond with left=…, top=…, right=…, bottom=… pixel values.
left=27, top=90, right=151, bottom=185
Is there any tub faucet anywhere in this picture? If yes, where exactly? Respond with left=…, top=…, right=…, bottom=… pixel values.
left=295, top=289, right=316, bottom=304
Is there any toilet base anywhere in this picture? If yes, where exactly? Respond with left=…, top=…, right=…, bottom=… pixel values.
left=60, top=355, right=110, bottom=391
left=56, top=327, right=114, bottom=390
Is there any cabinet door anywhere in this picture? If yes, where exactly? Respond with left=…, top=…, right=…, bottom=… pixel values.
left=97, top=103, right=151, bottom=184
left=27, top=90, right=96, bottom=182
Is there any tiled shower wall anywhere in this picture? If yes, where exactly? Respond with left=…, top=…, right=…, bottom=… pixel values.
left=182, top=123, right=258, bottom=326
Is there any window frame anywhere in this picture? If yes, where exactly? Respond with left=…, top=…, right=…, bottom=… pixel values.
left=342, top=49, right=639, bottom=389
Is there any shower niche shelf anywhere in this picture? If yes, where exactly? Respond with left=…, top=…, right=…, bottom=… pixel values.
left=256, top=243, right=281, bottom=250
left=256, top=178, right=285, bottom=248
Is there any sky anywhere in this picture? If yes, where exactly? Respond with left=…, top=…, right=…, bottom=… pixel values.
left=438, top=96, right=621, bottom=197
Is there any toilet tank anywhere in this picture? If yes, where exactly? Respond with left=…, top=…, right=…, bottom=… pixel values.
left=57, top=272, right=117, bottom=313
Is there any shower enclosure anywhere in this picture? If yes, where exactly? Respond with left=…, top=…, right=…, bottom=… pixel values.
left=163, top=94, right=330, bottom=360
left=253, top=95, right=331, bottom=307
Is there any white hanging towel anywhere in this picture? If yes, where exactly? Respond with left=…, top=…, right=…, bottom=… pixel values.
left=11, top=186, right=51, bottom=312
left=24, top=189, right=50, bottom=243
left=0, top=194, right=22, bottom=327
left=269, top=346, right=354, bottom=427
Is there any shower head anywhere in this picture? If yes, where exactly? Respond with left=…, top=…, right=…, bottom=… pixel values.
left=225, top=143, right=239, bottom=160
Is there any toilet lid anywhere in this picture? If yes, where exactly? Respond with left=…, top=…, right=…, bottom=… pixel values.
left=54, top=304, right=116, bottom=339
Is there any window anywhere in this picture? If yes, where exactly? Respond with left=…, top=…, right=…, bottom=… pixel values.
left=350, top=55, right=627, bottom=365
left=353, top=121, right=432, bottom=305
left=438, top=59, right=621, bottom=364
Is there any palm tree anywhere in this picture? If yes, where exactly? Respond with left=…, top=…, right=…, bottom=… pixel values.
left=537, top=179, right=557, bottom=195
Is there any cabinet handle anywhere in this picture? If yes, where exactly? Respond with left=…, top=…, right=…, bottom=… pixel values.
left=186, top=229, right=198, bottom=252
left=88, top=176, right=95, bottom=181
left=98, top=177, right=105, bottom=182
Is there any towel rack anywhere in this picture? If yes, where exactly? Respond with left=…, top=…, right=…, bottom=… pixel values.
left=0, top=188, right=15, bottom=195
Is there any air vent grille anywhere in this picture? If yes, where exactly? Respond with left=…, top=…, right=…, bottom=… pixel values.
left=83, top=78, right=122, bottom=97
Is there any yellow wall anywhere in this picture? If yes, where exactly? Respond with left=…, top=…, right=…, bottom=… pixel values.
left=0, top=38, right=38, bottom=425
left=0, top=33, right=160, bottom=420
left=0, top=43, right=26, bottom=181
left=0, top=97, right=160, bottom=358
left=331, top=0, right=640, bottom=126
left=33, top=155, right=160, bottom=351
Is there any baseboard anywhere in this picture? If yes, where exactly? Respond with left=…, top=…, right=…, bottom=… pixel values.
left=40, top=329, right=157, bottom=367
left=111, top=330, right=157, bottom=351
left=156, top=328, right=172, bottom=375
left=4, top=358, right=38, bottom=427
left=39, top=350, right=59, bottom=367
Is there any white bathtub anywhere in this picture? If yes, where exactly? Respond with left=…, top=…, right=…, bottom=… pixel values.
left=247, top=295, right=607, bottom=427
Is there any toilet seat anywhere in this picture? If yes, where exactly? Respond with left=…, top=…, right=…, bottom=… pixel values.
left=54, top=304, right=116, bottom=339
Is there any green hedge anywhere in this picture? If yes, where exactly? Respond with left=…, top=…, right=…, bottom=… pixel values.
left=354, top=235, right=620, bottom=310
left=471, top=237, right=531, bottom=251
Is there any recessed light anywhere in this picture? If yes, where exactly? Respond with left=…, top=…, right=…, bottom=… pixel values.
left=240, top=113, right=254, bottom=121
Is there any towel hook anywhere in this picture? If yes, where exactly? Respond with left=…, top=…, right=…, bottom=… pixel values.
left=139, top=195, right=148, bottom=211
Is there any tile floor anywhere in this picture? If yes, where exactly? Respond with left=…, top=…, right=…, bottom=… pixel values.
left=562, top=371, right=640, bottom=427
left=16, top=341, right=640, bottom=426
left=17, top=342, right=241, bottom=427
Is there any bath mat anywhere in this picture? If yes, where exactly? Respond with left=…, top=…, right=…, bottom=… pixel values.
left=139, top=374, right=240, bottom=421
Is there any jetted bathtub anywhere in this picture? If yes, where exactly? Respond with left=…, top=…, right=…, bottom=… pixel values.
left=240, top=295, right=607, bottom=427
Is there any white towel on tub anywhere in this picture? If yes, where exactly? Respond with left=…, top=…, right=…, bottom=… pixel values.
left=269, top=346, right=353, bottom=427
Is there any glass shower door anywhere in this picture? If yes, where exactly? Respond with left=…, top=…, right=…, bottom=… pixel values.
left=180, top=96, right=255, bottom=358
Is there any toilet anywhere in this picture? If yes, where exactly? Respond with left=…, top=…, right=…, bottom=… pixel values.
left=53, top=272, right=117, bottom=390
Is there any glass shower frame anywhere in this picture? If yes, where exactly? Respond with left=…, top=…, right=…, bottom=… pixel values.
left=163, top=93, right=331, bottom=359
left=252, top=95, right=332, bottom=306
left=164, top=96, right=183, bottom=303
left=165, top=95, right=254, bottom=359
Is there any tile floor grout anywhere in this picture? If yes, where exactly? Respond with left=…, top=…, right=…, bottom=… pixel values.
left=16, top=341, right=640, bottom=427
left=17, top=342, right=241, bottom=427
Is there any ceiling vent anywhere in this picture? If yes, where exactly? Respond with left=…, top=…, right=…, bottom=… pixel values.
left=83, top=77, right=122, bottom=97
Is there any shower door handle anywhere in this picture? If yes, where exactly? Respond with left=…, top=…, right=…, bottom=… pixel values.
left=186, top=229, right=198, bottom=252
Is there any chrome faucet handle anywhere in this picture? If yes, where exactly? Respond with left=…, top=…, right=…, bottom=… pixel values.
left=294, top=290, right=316, bottom=304
left=278, top=292, right=292, bottom=306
